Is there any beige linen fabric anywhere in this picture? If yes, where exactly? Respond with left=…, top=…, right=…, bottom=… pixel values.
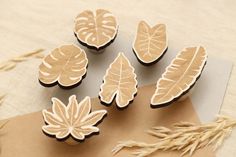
left=0, top=0, right=236, bottom=156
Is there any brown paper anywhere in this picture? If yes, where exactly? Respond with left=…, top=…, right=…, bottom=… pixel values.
left=0, top=84, right=215, bottom=157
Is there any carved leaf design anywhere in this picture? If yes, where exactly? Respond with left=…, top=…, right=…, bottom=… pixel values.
left=39, top=44, right=88, bottom=88
left=133, top=21, right=167, bottom=64
left=151, top=46, right=207, bottom=107
left=99, top=53, right=138, bottom=108
left=42, top=95, right=107, bottom=140
left=74, top=9, right=118, bottom=49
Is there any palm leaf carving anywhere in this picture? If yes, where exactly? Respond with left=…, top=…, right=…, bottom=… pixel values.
left=74, top=9, right=118, bottom=50
left=39, top=44, right=88, bottom=88
left=99, top=53, right=138, bottom=108
left=151, top=46, right=207, bottom=107
left=133, top=21, right=167, bottom=64
left=42, top=95, right=107, bottom=141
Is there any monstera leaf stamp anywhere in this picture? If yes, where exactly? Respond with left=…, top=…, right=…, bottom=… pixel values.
left=99, top=53, right=138, bottom=109
left=38, top=44, right=88, bottom=89
left=74, top=9, right=118, bottom=51
left=151, top=46, right=207, bottom=108
left=133, top=21, right=168, bottom=65
left=42, top=95, right=107, bottom=145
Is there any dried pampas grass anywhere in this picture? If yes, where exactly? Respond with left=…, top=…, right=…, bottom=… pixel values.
left=112, top=115, right=236, bottom=157
left=0, top=49, right=44, bottom=72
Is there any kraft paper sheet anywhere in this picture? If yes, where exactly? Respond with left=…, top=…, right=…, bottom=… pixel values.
left=0, top=84, right=214, bottom=157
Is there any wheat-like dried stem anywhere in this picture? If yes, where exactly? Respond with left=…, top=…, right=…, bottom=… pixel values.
left=112, top=115, right=236, bottom=157
left=0, top=94, right=6, bottom=106
left=0, top=120, right=8, bottom=130
left=0, top=49, right=44, bottom=72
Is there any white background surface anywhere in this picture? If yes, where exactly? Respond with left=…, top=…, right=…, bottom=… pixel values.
left=0, top=0, right=236, bottom=156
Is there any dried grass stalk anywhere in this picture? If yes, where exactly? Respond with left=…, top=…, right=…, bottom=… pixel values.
left=0, top=121, right=8, bottom=129
left=112, top=115, right=236, bottom=157
left=0, top=94, right=6, bottom=106
left=0, top=49, right=44, bottom=72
